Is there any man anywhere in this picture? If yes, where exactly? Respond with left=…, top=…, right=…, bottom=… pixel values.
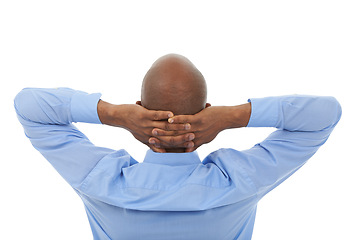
left=14, top=54, right=341, bottom=240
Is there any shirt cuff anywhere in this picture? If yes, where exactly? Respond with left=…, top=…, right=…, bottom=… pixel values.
left=247, top=97, right=280, bottom=128
left=70, top=91, right=102, bottom=124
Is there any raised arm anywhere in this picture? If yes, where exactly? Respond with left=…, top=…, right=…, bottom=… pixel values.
left=14, top=88, right=193, bottom=188
left=97, top=99, right=196, bottom=152
left=14, top=88, right=116, bottom=188
left=149, top=103, right=251, bottom=152
left=237, top=95, right=342, bottom=197
left=153, top=95, right=342, bottom=198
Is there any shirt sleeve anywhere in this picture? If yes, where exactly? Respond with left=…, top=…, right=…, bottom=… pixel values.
left=14, top=87, right=116, bottom=188
left=216, top=95, right=342, bottom=199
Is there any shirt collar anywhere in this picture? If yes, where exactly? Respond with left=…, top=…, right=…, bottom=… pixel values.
left=143, top=149, right=202, bottom=166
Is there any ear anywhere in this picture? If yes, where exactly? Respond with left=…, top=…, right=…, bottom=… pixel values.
left=205, top=103, right=211, bottom=108
left=136, top=101, right=142, bottom=106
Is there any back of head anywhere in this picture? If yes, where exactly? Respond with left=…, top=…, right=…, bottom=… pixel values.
left=141, top=54, right=207, bottom=115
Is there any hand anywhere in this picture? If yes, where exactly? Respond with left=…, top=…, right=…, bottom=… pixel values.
left=149, top=103, right=251, bottom=152
left=97, top=100, right=195, bottom=152
left=150, top=106, right=227, bottom=152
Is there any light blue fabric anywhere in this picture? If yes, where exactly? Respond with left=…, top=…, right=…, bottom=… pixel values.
left=14, top=88, right=341, bottom=240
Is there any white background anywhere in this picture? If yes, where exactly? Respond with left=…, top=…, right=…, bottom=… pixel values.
left=1, top=1, right=351, bottom=239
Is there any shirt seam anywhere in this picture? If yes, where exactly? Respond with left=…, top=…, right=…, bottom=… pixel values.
left=77, top=156, right=106, bottom=192
left=231, top=157, right=259, bottom=201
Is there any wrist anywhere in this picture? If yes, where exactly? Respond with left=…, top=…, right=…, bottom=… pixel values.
left=224, top=103, right=251, bottom=129
left=97, top=100, right=121, bottom=126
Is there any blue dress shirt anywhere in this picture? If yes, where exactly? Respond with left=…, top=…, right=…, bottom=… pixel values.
left=14, top=88, right=342, bottom=240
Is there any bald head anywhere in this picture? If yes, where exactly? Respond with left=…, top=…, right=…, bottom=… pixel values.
left=141, top=54, right=207, bottom=115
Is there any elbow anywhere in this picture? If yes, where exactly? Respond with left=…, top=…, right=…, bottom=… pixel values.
left=14, top=88, right=36, bottom=119
left=323, top=96, right=342, bottom=129
left=333, top=97, right=342, bottom=126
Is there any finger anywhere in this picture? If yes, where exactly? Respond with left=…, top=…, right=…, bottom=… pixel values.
left=150, top=137, right=195, bottom=149
left=152, top=128, right=186, bottom=137
left=185, top=146, right=196, bottom=153
left=148, top=110, right=174, bottom=121
left=185, top=139, right=203, bottom=152
left=152, top=122, right=191, bottom=131
left=155, top=133, right=195, bottom=147
left=149, top=144, right=166, bottom=153
left=168, top=115, right=194, bottom=124
left=152, top=125, right=191, bottom=136
left=149, top=138, right=161, bottom=148
left=148, top=138, right=166, bottom=152
left=184, top=141, right=195, bottom=149
left=152, top=128, right=180, bottom=136
left=148, top=137, right=195, bottom=152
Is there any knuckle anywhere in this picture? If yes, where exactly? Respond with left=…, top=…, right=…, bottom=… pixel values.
left=140, top=120, right=148, bottom=128
left=161, top=130, right=170, bottom=136
left=168, top=136, right=175, bottom=145
left=180, top=117, right=188, bottom=124
left=196, top=117, right=204, bottom=125
left=171, top=116, right=182, bottom=124
left=138, top=111, right=145, bottom=120
left=153, top=112, right=159, bottom=120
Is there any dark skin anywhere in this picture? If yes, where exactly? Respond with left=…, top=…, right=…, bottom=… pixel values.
left=150, top=103, right=251, bottom=152
left=97, top=54, right=251, bottom=152
left=141, top=54, right=207, bottom=116
left=97, top=100, right=194, bottom=153
left=140, top=54, right=207, bottom=152
left=97, top=99, right=251, bottom=153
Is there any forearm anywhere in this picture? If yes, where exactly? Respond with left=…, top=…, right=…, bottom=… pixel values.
left=97, top=100, right=122, bottom=127
left=247, top=95, right=342, bottom=132
left=222, top=103, right=252, bottom=130
left=97, top=100, right=142, bottom=132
